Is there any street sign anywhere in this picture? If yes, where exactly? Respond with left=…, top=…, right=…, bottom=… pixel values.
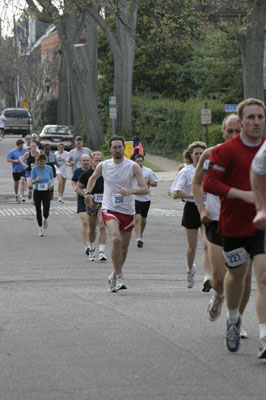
left=109, top=96, right=117, bottom=120
left=109, top=108, right=117, bottom=120
left=225, top=104, right=238, bottom=112
left=201, top=108, right=212, bottom=125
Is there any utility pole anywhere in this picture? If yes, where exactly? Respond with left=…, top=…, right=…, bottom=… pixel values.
left=13, top=16, right=20, bottom=107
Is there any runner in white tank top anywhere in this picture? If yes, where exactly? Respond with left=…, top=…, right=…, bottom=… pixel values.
left=85, top=136, right=148, bottom=293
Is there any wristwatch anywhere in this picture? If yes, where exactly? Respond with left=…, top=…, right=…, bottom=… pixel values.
left=85, top=192, right=92, bottom=195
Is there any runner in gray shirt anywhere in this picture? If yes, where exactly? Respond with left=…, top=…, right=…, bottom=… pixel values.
left=66, top=136, right=92, bottom=176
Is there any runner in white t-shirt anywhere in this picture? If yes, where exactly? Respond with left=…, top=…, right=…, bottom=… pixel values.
left=0, top=112, right=7, bottom=140
left=55, top=142, right=69, bottom=203
left=85, top=136, right=148, bottom=293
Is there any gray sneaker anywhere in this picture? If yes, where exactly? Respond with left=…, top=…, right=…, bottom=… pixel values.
left=207, top=293, right=224, bottom=321
left=43, top=219, right=48, bottom=229
left=116, top=274, right=127, bottom=291
left=187, top=264, right=196, bottom=288
left=258, top=336, right=266, bottom=359
left=226, top=316, right=241, bottom=352
left=108, top=272, right=117, bottom=293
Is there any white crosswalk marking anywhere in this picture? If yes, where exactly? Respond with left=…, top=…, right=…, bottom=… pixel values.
left=0, top=206, right=181, bottom=218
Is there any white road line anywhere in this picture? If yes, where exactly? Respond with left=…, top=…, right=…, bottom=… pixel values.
left=0, top=206, right=181, bottom=218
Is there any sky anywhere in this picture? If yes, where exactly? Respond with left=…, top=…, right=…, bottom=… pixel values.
left=0, top=0, right=26, bottom=37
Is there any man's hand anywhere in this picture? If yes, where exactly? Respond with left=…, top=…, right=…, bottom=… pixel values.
left=119, top=187, right=131, bottom=197
left=253, top=209, right=266, bottom=230
left=199, top=207, right=213, bottom=224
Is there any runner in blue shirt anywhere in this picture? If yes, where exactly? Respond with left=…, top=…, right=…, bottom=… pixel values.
left=6, top=139, right=27, bottom=203
left=31, top=153, right=54, bottom=237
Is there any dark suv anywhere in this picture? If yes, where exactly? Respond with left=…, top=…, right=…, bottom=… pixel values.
left=3, top=108, right=31, bottom=137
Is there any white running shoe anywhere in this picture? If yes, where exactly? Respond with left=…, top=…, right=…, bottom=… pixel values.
left=50, top=201, right=54, bottom=210
left=258, top=336, right=266, bottom=359
left=58, top=196, right=62, bottom=202
left=116, top=274, right=127, bottom=291
left=43, top=219, right=48, bottom=229
left=98, top=251, right=107, bottom=262
left=39, top=227, right=44, bottom=237
left=108, top=272, right=117, bottom=293
left=16, top=195, right=20, bottom=203
left=240, top=327, right=248, bottom=339
left=88, top=248, right=96, bottom=261
left=187, top=264, right=196, bottom=288
left=207, top=293, right=224, bottom=321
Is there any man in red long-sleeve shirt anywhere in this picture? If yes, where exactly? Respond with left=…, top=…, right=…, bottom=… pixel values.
left=203, top=98, right=266, bottom=359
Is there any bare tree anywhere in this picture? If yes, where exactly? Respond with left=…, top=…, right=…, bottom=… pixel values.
left=25, top=0, right=104, bottom=149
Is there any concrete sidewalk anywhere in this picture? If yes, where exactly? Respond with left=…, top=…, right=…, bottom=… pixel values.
left=145, top=153, right=181, bottom=182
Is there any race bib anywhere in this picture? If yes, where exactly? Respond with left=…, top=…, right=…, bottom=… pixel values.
left=94, top=193, right=103, bottom=203
left=112, top=194, right=124, bottom=206
left=37, top=183, right=48, bottom=191
left=222, top=247, right=249, bottom=268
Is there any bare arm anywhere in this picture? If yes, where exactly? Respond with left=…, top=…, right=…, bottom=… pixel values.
left=119, top=163, right=148, bottom=197
left=250, top=168, right=266, bottom=229
left=192, top=147, right=213, bottom=222
left=85, top=163, right=103, bottom=207
left=75, top=181, right=86, bottom=198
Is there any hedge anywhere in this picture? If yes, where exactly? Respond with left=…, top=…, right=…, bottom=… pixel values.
left=131, top=96, right=229, bottom=159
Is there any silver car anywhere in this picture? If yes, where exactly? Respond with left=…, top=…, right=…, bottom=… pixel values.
left=39, top=125, right=74, bottom=150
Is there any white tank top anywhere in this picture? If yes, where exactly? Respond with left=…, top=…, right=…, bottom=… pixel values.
left=205, top=193, right=220, bottom=221
left=102, top=158, right=135, bottom=215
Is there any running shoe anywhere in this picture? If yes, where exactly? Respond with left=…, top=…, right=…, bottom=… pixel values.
left=99, top=251, right=107, bottom=262
left=116, top=274, right=127, bottom=291
left=240, top=327, right=248, bottom=339
left=187, top=264, right=196, bottom=288
left=58, top=196, right=62, bottom=202
left=136, top=239, right=143, bottom=248
left=108, top=272, right=117, bottom=293
left=28, top=190, right=32, bottom=200
left=50, top=201, right=54, bottom=210
left=19, top=195, right=25, bottom=203
left=16, top=195, right=20, bottom=203
left=202, top=279, right=212, bottom=292
left=39, top=227, right=44, bottom=237
left=88, top=248, right=96, bottom=261
left=207, top=293, right=224, bottom=321
left=85, top=247, right=90, bottom=256
left=226, top=316, right=241, bottom=352
left=43, top=219, right=48, bottom=229
left=258, top=336, right=266, bottom=359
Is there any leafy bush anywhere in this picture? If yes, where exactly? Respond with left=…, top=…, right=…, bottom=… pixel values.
left=131, top=96, right=229, bottom=159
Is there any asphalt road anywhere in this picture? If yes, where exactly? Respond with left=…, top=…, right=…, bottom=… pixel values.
left=0, top=137, right=265, bottom=400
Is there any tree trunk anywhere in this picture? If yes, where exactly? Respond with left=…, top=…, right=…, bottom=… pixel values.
left=114, top=0, right=137, bottom=134
left=237, top=0, right=266, bottom=100
left=87, top=0, right=138, bottom=135
left=57, top=13, right=104, bottom=149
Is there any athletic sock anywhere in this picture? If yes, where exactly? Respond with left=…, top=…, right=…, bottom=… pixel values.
left=89, top=242, right=95, bottom=250
left=227, top=308, right=240, bottom=324
left=259, top=324, right=266, bottom=339
left=99, top=244, right=105, bottom=252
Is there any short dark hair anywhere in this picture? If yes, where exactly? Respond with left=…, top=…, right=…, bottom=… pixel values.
left=16, top=139, right=24, bottom=146
left=37, top=153, right=46, bottom=162
left=134, top=154, right=144, bottom=161
left=108, top=136, right=125, bottom=149
left=43, top=144, right=50, bottom=149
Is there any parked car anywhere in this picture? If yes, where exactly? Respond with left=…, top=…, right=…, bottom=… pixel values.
left=3, top=108, right=31, bottom=137
left=38, top=125, right=74, bottom=150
